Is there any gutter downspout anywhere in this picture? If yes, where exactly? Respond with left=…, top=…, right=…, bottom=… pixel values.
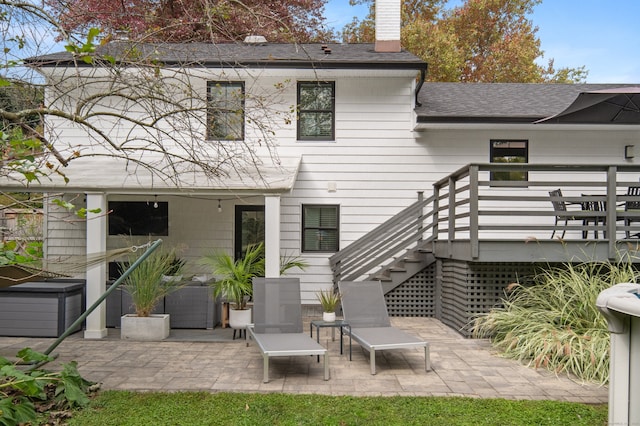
left=415, top=67, right=427, bottom=107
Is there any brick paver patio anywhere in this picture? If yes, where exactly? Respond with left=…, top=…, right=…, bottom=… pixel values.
left=0, top=317, right=608, bottom=403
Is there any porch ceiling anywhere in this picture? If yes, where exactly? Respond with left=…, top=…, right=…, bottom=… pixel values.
left=0, top=155, right=302, bottom=194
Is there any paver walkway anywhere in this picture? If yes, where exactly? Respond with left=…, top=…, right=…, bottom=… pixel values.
left=0, top=317, right=608, bottom=402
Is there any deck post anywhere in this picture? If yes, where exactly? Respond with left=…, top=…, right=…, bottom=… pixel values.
left=469, top=165, right=479, bottom=259
left=433, top=186, right=439, bottom=240
left=417, top=191, right=424, bottom=243
left=607, top=166, right=618, bottom=259
left=435, top=258, right=443, bottom=320
left=448, top=176, right=456, bottom=257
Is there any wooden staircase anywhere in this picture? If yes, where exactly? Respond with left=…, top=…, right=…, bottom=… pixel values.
left=368, top=243, right=436, bottom=294
left=329, top=192, right=437, bottom=294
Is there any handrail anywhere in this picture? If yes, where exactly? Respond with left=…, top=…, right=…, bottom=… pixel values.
left=329, top=192, right=436, bottom=284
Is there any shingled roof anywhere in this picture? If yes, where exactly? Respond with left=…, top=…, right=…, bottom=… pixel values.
left=416, top=82, right=640, bottom=123
left=26, top=41, right=427, bottom=71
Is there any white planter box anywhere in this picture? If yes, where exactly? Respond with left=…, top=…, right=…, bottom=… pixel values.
left=120, top=314, right=170, bottom=341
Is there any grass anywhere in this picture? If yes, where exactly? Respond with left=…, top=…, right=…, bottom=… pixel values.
left=67, top=391, right=607, bottom=425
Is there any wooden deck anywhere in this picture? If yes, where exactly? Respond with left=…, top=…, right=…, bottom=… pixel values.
left=433, top=163, right=640, bottom=263
left=331, top=163, right=640, bottom=285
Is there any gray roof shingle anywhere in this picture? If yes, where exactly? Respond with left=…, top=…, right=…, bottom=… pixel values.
left=26, top=41, right=639, bottom=124
left=26, top=41, right=427, bottom=70
left=416, top=82, right=640, bottom=123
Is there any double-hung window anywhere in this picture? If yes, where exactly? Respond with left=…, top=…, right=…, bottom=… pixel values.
left=490, top=139, right=528, bottom=181
left=297, top=81, right=335, bottom=141
left=207, top=81, right=244, bottom=140
left=302, top=204, right=339, bottom=252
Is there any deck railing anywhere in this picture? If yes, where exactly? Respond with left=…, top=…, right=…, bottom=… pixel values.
left=329, top=192, right=437, bottom=284
left=436, top=163, right=640, bottom=259
left=330, top=163, right=640, bottom=283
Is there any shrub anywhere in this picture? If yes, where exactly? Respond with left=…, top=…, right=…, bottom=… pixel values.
left=473, top=259, right=639, bottom=384
left=0, top=348, right=96, bottom=425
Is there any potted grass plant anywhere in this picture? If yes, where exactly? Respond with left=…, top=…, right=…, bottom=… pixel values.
left=161, top=255, right=186, bottom=283
left=120, top=248, right=185, bottom=340
left=316, top=289, right=341, bottom=322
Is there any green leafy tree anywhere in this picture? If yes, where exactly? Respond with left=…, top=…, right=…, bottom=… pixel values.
left=343, top=0, right=587, bottom=83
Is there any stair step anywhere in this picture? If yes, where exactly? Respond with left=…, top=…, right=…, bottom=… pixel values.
left=371, top=274, right=392, bottom=282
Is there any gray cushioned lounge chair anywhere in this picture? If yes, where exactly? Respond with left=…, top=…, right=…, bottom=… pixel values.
left=338, top=280, right=430, bottom=375
left=248, top=277, right=329, bottom=383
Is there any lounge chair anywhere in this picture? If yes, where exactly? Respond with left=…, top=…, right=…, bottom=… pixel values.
left=338, top=280, right=430, bottom=375
left=248, top=277, right=329, bottom=383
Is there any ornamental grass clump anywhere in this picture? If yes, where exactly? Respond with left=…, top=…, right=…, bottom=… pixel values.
left=473, top=259, right=639, bottom=384
left=121, top=248, right=185, bottom=317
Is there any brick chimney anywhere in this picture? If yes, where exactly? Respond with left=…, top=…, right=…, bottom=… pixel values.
left=375, top=0, right=401, bottom=52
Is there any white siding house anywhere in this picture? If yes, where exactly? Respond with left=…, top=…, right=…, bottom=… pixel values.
left=2, top=14, right=640, bottom=337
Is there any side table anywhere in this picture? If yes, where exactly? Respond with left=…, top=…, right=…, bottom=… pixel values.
left=310, top=319, right=352, bottom=361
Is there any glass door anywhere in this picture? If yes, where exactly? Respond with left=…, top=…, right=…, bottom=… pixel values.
left=234, top=205, right=265, bottom=260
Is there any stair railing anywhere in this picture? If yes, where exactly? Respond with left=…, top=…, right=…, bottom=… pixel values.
left=329, top=192, right=437, bottom=285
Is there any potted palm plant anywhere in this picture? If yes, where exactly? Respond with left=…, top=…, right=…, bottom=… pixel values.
left=120, top=248, right=185, bottom=340
left=316, top=289, right=341, bottom=322
left=200, top=243, right=265, bottom=334
left=200, top=242, right=308, bottom=334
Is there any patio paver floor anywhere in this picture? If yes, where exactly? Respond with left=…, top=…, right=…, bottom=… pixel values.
left=0, top=317, right=608, bottom=403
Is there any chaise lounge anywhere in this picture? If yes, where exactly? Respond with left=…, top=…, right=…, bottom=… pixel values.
left=338, top=280, right=430, bottom=375
left=248, top=277, right=329, bottom=383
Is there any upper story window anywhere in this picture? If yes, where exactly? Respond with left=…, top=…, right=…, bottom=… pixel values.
left=297, top=81, right=335, bottom=141
left=207, top=81, right=244, bottom=140
left=490, top=139, right=528, bottom=181
left=302, top=204, right=339, bottom=252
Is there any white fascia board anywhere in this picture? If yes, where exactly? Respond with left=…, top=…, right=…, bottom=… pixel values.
left=414, top=122, right=640, bottom=132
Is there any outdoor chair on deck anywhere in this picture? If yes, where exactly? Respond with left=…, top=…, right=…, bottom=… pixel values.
left=623, top=186, right=640, bottom=238
left=248, top=277, right=329, bottom=383
left=581, top=195, right=607, bottom=239
left=338, top=280, right=430, bottom=375
left=549, top=189, right=583, bottom=238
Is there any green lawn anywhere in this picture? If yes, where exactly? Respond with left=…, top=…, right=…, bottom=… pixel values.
left=68, top=391, right=607, bottom=426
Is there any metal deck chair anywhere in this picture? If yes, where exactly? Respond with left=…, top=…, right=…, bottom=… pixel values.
left=624, top=186, right=640, bottom=238
left=338, top=280, right=430, bottom=375
left=248, top=277, right=329, bottom=383
left=549, top=189, right=582, bottom=238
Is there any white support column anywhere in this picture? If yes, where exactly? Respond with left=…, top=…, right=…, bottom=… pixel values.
left=84, top=192, right=108, bottom=339
left=264, top=195, right=281, bottom=278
